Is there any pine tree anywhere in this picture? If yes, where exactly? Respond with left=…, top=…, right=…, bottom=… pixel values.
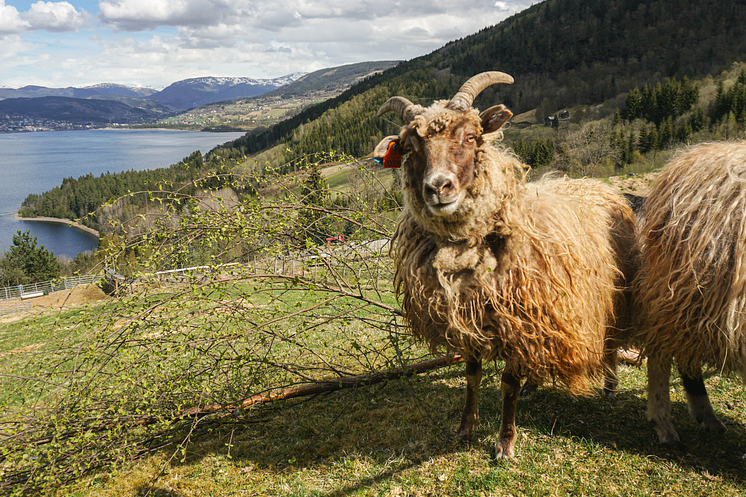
left=637, top=124, right=650, bottom=153
left=298, top=164, right=332, bottom=247
left=0, top=230, right=61, bottom=286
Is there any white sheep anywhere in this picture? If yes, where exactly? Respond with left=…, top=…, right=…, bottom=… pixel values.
left=634, top=141, right=746, bottom=446
left=374, top=72, right=638, bottom=458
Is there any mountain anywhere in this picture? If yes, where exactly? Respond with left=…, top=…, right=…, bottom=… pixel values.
left=261, top=61, right=401, bottom=99
left=0, top=73, right=306, bottom=127
left=217, top=0, right=746, bottom=160
left=0, top=83, right=156, bottom=100
left=0, top=96, right=164, bottom=124
left=147, top=74, right=307, bottom=111
left=160, top=61, right=402, bottom=131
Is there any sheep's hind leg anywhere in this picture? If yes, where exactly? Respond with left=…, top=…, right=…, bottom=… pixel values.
left=681, top=372, right=727, bottom=434
left=457, top=358, right=482, bottom=439
left=495, top=369, right=521, bottom=459
left=647, top=353, right=682, bottom=447
left=602, top=346, right=619, bottom=397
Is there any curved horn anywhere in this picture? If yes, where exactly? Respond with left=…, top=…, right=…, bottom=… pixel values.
left=377, top=96, right=422, bottom=122
left=448, top=71, right=514, bottom=111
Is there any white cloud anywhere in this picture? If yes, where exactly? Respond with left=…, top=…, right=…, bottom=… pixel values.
left=0, top=1, right=90, bottom=35
left=24, top=1, right=91, bottom=32
left=0, top=0, right=31, bottom=34
left=2, top=0, right=535, bottom=88
left=98, top=0, right=245, bottom=31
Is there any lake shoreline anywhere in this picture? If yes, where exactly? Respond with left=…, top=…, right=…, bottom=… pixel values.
left=13, top=213, right=100, bottom=239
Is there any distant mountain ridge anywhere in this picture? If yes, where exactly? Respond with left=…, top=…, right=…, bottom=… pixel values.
left=0, top=74, right=308, bottom=112
left=0, top=72, right=311, bottom=127
left=0, top=96, right=162, bottom=124
left=149, top=73, right=307, bottom=110
left=0, top=83, right=157, bottom=100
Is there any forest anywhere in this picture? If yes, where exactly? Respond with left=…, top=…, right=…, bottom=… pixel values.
left=17, top=150, right=233, bottom=234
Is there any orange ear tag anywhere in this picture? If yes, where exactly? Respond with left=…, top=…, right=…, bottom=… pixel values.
left=376, top=141, right=402, bottom=168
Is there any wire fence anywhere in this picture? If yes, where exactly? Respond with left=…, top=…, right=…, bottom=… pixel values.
left=0, top=274, right=102, bottom=304
left=148, top=238, right=393, bottom=284
left=0, top=238, right=392, bottom=316
left=0, top=299, right=30, bottom=316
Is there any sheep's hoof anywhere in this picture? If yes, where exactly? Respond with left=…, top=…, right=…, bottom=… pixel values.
left=651, top=420, right=683, bottom=449
left=494, top=442, right=515, bottom=460
left=700, top=414, right=727, bottom=434
left=456, top=430, right=471, bottom=440
left=456, top=424, right=474, bottom=440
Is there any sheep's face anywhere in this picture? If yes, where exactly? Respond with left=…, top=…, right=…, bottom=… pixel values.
left=375, top=103, right=512, bottom=222
left=401, top=110, right=481, bottom=217
left=375, top=71, right=514, bottom=233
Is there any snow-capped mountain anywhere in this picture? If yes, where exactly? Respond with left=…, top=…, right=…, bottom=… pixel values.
left=147, top=73, right=307, bottom=110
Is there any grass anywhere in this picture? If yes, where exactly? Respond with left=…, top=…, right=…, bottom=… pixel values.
left=2, top=282, right=745, bottom=496
left=54, top=361, right=746, bottom=496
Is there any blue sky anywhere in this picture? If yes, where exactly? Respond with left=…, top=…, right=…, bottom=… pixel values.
left=0, top=1, right=531, bottom=89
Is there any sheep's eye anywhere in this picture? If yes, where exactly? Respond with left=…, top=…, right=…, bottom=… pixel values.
left=464, top=134, right=476, bottom=144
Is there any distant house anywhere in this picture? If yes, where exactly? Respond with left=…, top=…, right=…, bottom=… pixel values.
left=544, top=115, right=556, bottom=127
left=558, top=110, right=570, bottom=120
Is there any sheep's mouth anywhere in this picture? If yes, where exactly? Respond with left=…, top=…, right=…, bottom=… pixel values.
left=425, top=193, right=463, bottom=216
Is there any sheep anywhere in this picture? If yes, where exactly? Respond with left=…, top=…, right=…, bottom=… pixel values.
left=374, top=71, right=638, bottom=459
left=634, top=141, right=746, bottom=446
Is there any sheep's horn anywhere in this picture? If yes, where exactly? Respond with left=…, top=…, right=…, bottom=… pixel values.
left=448, top=71, right=514, bottom=111
left=377, top=96, right=422, bottom=122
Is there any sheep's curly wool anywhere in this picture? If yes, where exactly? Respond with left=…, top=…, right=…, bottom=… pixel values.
left=634, top=141, right=746, bottom=377
left=393, top=137, right=637, bottom=394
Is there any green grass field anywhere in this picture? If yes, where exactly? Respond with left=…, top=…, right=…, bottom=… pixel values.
left=1, top=281, right=745, bottom=497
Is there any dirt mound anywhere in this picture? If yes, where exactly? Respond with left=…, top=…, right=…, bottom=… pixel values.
left=29, top=284, right=109, bottom=310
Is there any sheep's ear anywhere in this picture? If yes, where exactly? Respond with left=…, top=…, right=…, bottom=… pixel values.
left=480, top=105, right=513, bottom=134
left=373, top=135, right=403, bottom=168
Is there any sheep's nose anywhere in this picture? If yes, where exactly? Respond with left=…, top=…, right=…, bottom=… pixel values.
left=424, top=174, right=456, bottom=203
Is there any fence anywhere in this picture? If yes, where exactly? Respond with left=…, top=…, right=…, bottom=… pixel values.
left=147, top=239, right=393, bottom=286
left=0, top=274, right=102, bottom=302
left=0, top=299, right=30, bottom=316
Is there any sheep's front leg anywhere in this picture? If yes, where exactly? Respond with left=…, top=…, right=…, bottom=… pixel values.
left=495, top=369, right=521, bottom=459
left=647, top=353, right=681, bottom=447
left=457, top=358, right=482, bottom=438
left=681, top=372, right=726, bottom=434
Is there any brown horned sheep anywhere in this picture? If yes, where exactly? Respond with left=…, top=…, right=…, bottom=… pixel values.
left=374, top=71, right=638, bottom=459
left=634, top=141, right=746, bottom=446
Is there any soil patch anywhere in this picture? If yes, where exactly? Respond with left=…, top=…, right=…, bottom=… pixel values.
left=607, top=171, right=658, bottom=196
left=0, top=284, right=109, bottom=323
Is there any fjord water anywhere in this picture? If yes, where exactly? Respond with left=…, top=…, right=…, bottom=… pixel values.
left=0, top=129, right=245, bottom=258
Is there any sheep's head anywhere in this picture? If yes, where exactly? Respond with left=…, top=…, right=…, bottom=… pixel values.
left=375, top=72, right=514, bottom=226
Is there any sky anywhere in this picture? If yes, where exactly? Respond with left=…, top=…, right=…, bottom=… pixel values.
left=0, top=0, right=532, bottom=89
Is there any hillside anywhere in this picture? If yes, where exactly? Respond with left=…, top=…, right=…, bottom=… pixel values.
left=159, top=61, right=401, bottom=131
left=262, top=61, right=401, bottom=99
left=0, top=96, right=165, bottom=124
left=215, top=0, right=746, bottom=161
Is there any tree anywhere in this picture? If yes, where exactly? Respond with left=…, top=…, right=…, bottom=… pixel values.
left=0, top=230, right=61, bottom=285
left=298, top=163, right=332, bottom=246
left=558, top=122, right=621, bottom=177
